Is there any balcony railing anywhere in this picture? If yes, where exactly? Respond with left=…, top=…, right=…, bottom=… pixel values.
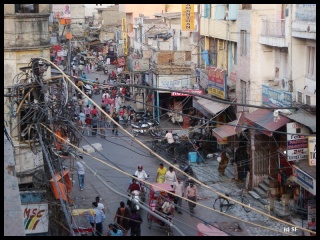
left=261, top=19, right=285, bottom=38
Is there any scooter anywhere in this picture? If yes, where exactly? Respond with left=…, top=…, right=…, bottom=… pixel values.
left=131, top=121, right=150, bottom=137
left=83, top=83, right=93, bottom=98
left=130, top=190, right=141, bottom=212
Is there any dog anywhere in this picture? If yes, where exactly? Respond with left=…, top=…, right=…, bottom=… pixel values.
left=206, top=153, right=214, bottom=159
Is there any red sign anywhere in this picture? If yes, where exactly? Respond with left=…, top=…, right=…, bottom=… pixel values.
left=171, top=89, right=203, bottom=96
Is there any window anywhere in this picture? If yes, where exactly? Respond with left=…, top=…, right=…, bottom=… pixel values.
left=297, top=91, right=303, bottom=103
left=306, top=95, right=311, bottom=105
left=204, top=4, right=211, bottom=18
left=240, top=80, right=247, bottom=104
left=15, top=4, right=39, bottom=13
left=240, top=30, right=247, bottom=56
left=306, top=46, right=316, bottom=79
left=234, top=43, right=237, bottom=64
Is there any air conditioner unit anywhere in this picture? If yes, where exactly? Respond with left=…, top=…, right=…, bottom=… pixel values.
left=305, top=93, right=316, bottom=106
left=296, top=91, right=304, bottom=104
left=281, top=78, right=289, bottom=91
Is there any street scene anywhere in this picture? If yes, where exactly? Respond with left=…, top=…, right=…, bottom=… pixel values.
left=4, top=4, right=316, bottom=236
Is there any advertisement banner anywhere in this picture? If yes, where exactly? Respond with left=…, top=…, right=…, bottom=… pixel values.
left=52, top=4, right=71, bottom=19
left=171, top=89, right=203, bottom=96
left=22, top=203, right=49, bottom=234
left=207, top=67, right=226, bottom=99
left=308, top=136, right=316, bottom=166
left=122, top=18, right=127, bottom=55
left=181, top=4, right=195, bottom=31
left=292, top=166, right=316, bottom=195
left=262, top=84, right=293, bottom=108
left=132, top=59, right=149, bottom=71
left=287, top=122, right=309, bottom=161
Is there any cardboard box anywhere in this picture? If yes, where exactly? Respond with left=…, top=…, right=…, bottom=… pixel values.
left=188, top=152, right=198, bottom=163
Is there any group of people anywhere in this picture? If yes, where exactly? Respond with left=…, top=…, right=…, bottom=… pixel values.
left=155, top=163, right=199, bottom=215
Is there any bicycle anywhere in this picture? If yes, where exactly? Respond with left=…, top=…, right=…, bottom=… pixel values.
left=213, top=189, right=251, bottom=213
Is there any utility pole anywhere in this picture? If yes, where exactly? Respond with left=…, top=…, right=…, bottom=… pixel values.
left=198, top=4, right=201, bottom=69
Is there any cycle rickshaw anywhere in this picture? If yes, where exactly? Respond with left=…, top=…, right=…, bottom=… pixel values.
left=147, top=183, right=175, bottom=236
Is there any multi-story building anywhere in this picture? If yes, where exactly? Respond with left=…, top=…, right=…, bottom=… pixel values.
left=200, top=4, right=316, bottom=217
left=4, top=4, right=51, bottom=235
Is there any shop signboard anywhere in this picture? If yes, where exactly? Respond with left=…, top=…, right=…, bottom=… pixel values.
left=292, top=166, right=316, bottom=195
left=171, top=89, right=203, bottom=96
left=308, top=136, right=316, bottom=166
left=181, top=4, right=195, bottom=31
left=207, top=67, right=226, bottom=99
left=287, top=122, right=309, bottom=161
left=22, top=203, right=49, bottom=234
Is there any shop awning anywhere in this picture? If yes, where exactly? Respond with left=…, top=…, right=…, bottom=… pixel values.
left=212, top=120, right=247, bottom=141
left=244, top=108, right=291, bottom=137
left=193, top=97, right=229, bottom=118
left=283, top=109, right=316, bottom=133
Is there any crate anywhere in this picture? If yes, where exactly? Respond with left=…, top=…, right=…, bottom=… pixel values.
left=188, top=152, right=198, bottom=163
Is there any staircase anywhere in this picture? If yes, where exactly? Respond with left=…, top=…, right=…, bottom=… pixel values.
left=248, top=176, right=291, bottom=218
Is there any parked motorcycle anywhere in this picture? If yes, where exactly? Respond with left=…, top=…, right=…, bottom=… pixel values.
left=131, top=121, right=150, bottom=137
left=133, top=109, right=152, bottom=122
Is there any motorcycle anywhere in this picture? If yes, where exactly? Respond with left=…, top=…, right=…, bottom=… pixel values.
left=137, top=176, right=149, bottom=202
left=131, top=121, right=150, bottom=137
left=83, top=83, right=93, bottom=98
left=130, top=190, right=141, bottom=212
left=133, top=109, right=151, bottom=122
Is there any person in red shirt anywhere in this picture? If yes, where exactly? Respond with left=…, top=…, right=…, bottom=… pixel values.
left=121, top=87, right=126, bottom=103
left=85, top=114, right=92, bottom=136
left=91, top=105, right=99, bottom=117
left=127, top=178, right=141, bottom=193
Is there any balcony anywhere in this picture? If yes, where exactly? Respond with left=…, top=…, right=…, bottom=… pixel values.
left=259, top=19, right=287, bottom=47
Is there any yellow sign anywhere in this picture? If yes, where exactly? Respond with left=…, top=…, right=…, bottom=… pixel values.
left=181, top=4, right=195, bottom=31
left=208, top=87, right=225, bottom=99
left=122, top=18, right=127, bottom=55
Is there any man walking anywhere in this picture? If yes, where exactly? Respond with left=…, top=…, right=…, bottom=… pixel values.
left=129, top=208, right=143, bottom=236
left=99, top=114, right=106, bottom=138
left=194, top=136, right=204, bottom=164
left=91, top=114, right=99, bottom=136
left=112, top=112, right=119, bottom=135
left=87, top=202, right=106, bottom=236
left=76, top=157, right=85, bottom=191
left=185, top=180, right=198, bottom=216
left=95, top=196, right=105, bottom=214
left=173, top=177, right=184, bottom=214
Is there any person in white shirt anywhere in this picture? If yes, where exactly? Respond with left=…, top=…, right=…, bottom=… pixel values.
left=96, top=196, right=105, bottom=214
left=173, top=177, right=184, bottom=214
left=164, top=166, right=177, bottom=188
left=115, top=95, right=122, bottom=113
left=161, top=198, right=174, bottom=215
left=76, top=158, right=85, bottom=191
left=165, top=131, right=174, bottom=144
left=134, top=165, right=148, bottom=181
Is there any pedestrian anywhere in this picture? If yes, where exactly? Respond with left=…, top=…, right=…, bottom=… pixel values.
left=78, top=64, right=84, bottom=76
left=86, top=62, right=90, bottom=73
left=99, top=114, right=106, bottom=138
left=107, top=223, right=123, bottom=236
left=87, top=201, right=106, bottom=236
left=114, top=201, right=131, bottom=231
left=165, top=130, right=175, bottom=154
left=84, top=104, right=91, bottom=116
left=155, top=163, right=167, bottom=183
left=218, top=150, right=229, bottom=176
left=100, top=99, right=106, bottom=112
left=112, top=112, right=119, bottom=135
left=164, top=166, right=177, bottom=188
left=91, top=114, right=99, bottom=136
left=85, top=114, right=92, bottom=136
left=129, top=208, right=143, bottom=236
left=91, top=60, right=95, bottom=72
left=185, top=180, right=198, bottom=215
left=72, top=63, right=77, bottom=76
left=90, top=105, right=99, bottom=117
left=121, top=87, right=126, bottom=103
left=194, top=136, right=204, bottom=164
left=76, top=157, right=85, bottom=191
left=81, top=72, right=87, bottom=79
left=71, top=93, right=78, bottom=103
left=78, top=96, right=83, bottom=112
left=87, top=98, right=93, bottom=110
left=173, top=177, right=184, bottom=214
left=109, top=95, right=115, bottom=116
left=95, top=196, right=105, bottom=214
left=77, top=78, right=84, bottom=91
left=115, top=95, right=122, bottom=112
